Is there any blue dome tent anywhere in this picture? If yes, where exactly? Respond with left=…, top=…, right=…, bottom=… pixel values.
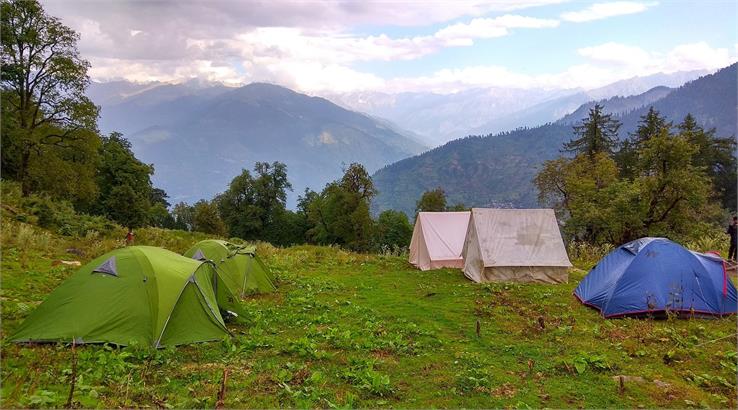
left=574, top=237, right=737, bottom=318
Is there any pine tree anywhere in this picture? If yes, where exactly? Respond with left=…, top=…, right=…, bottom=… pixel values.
left=676, top=114, right=737, bottom=211
left=563, top=104, right=621, bottom=159
left=632, top=107, right=671, bottom=146
left=616, top=107, right=671, bottom=179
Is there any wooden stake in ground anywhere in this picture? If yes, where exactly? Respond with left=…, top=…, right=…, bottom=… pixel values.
left=475, top=320, right=481, bottom=337
left=65, top=340, right=78, bottom=408
left=215, top=368, right=229, bottom=409
left=618, top=375, right=625, bottom=395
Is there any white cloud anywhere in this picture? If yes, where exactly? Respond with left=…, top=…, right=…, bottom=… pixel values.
left=40, top=0, right=568, bottom=91
left=85, top=40, right=736, bottom=94
left=578, top=42, right=655, bottom=66
left=381, top=42, right=736, bottom=93
left=80, top=12, right=563, bottom=91
left=385, top=63, right=615, bottom=92
left=38, top=0, right=734, bottom=95
left=435, top=15, right=559, bottom=45
left=577, top=41, right=734, bottom=74
left=561, top=1, right=656, bottom=23
left=664, top=42, right=735, bottom=72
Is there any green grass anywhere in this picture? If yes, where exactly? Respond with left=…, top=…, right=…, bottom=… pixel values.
left=1, top=216, right=736, bottom=408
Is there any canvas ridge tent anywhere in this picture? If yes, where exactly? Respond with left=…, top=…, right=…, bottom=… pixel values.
left=462, top=208, right=572, bottom=284
left=409, top=211, right=471, bottom=270
left=185, top=240, right=276, bottom=295
left=10, top=246, right=242, bottom=347
left=574, top=237, right=738, bottom=318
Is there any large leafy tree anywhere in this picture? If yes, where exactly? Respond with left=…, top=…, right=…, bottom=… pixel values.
left=340, top=162, right=376, bottom=200
left=373, top=210, right=413, bottom=252
left=217, top=161, right=292, bottom=241
left=563, top=104, right=621, bottom=160
left=1, top=0, right=98, bottom=195
left=306, top=164, right=376, bottom=251
left=536, top=153, right=624, bottom=243
left=537, top=119, right=719, bottom=245
left=192, top=199, right=226, bottom=236
left=172, top=202, right=194, bottom=231
left=415, top=188, right=447, bottom=213
left=95, top=132, right=154, bottom=227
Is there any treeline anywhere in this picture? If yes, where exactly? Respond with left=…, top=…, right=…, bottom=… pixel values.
left=536, top=104, right=736, bottom=245
left=167, top=162, right=414, bottom=253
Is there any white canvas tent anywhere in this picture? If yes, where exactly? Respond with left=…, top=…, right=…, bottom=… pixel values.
left=463, top=208, right=572, bottom=283
left=409, top=211, right=471, bottom=270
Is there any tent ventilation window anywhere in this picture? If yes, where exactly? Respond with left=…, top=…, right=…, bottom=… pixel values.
left=191, top=249, right=207, bottom=261
left=92, top=256, right=118, bottom=277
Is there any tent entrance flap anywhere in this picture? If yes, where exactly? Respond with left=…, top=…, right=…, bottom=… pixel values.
left=158, top=283, right=228, bottom=347
left=409, top=211, right=470, bottom=271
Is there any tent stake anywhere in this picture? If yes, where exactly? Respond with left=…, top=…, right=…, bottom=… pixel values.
left=216, top=368, right=229, bottom=409
left=65, top=339, right=78, bottom=408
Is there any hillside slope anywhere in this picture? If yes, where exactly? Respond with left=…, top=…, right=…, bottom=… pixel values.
left=372, top=125, right=572, bottom=215
left=1, top=199, right=735, bottom=409
left=558, top=86, right=673, bottom=125
left=618, top=63, right=737, bottom=136
left=372, top=64, right=737, bottom=215
left=93, top=82, right=426, bottom=205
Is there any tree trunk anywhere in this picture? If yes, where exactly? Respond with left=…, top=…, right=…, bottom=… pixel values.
left=19, top=147, right=32, bottom=197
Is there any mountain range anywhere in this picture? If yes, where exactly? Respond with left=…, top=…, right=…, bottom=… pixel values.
left=371, top=64, right=737, bottom=216
left=327, top=69, right=709, bottom=146
left=89, top=65, right=733, bottom=211
left=90, top=81, right=426, bottom=205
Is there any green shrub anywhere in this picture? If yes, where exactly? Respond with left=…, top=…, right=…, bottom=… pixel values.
left=341, top=358, right=394, bottom=397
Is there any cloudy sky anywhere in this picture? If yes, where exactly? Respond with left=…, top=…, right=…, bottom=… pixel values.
left=43, top=0, right=737, bottom=94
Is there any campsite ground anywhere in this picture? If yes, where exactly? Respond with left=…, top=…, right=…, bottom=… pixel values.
left=1, top=217, right=736, bottom=409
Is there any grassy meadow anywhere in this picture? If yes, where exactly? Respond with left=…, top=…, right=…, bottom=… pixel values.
left=1, top=212, right=737, bottom=408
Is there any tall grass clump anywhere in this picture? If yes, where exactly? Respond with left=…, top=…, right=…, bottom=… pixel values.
left=567, top=240, right=613, bottom=267
left=686, top=229, right=731, bottom=256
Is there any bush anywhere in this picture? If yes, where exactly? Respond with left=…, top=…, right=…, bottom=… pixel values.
left=1, top=180, right=124, bottom=238
left=372, top=210, right=412, bottom=255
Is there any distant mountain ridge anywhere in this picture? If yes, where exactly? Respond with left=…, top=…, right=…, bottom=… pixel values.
left=329, top=69, right=709, bottom=145
left=90, top=81, right=426, bottom=205
left=558, top=86, right=673, bottom=125
left=371, top=64, right=736, bottom=216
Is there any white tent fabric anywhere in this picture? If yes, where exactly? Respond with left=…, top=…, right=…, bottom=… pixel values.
left=463, top=208, right=572, bottom=283
left=409, top=212, right=471, bottom=270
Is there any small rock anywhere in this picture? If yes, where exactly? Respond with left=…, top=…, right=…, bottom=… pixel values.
left=653, top=379, right=672, bottom=389
left=52, top=260, right=82, bottom=267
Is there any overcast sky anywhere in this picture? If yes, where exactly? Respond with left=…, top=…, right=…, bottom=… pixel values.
left=42, top=0, right=738, bottom=94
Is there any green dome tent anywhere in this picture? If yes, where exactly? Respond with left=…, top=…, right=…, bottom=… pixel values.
left=184, top=240, right=276, bottom=295
left=10, top=246, right=244, bottom=347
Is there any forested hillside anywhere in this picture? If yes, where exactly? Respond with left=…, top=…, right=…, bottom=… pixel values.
left=372, top=125, right=572, bottom=215
left=618, top=63, right=738, bottom=137
left=373, top=65, right=737, bottom=216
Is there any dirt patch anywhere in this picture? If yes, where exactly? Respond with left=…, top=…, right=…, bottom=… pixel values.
left=491, top=382, right=517, bottom=398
